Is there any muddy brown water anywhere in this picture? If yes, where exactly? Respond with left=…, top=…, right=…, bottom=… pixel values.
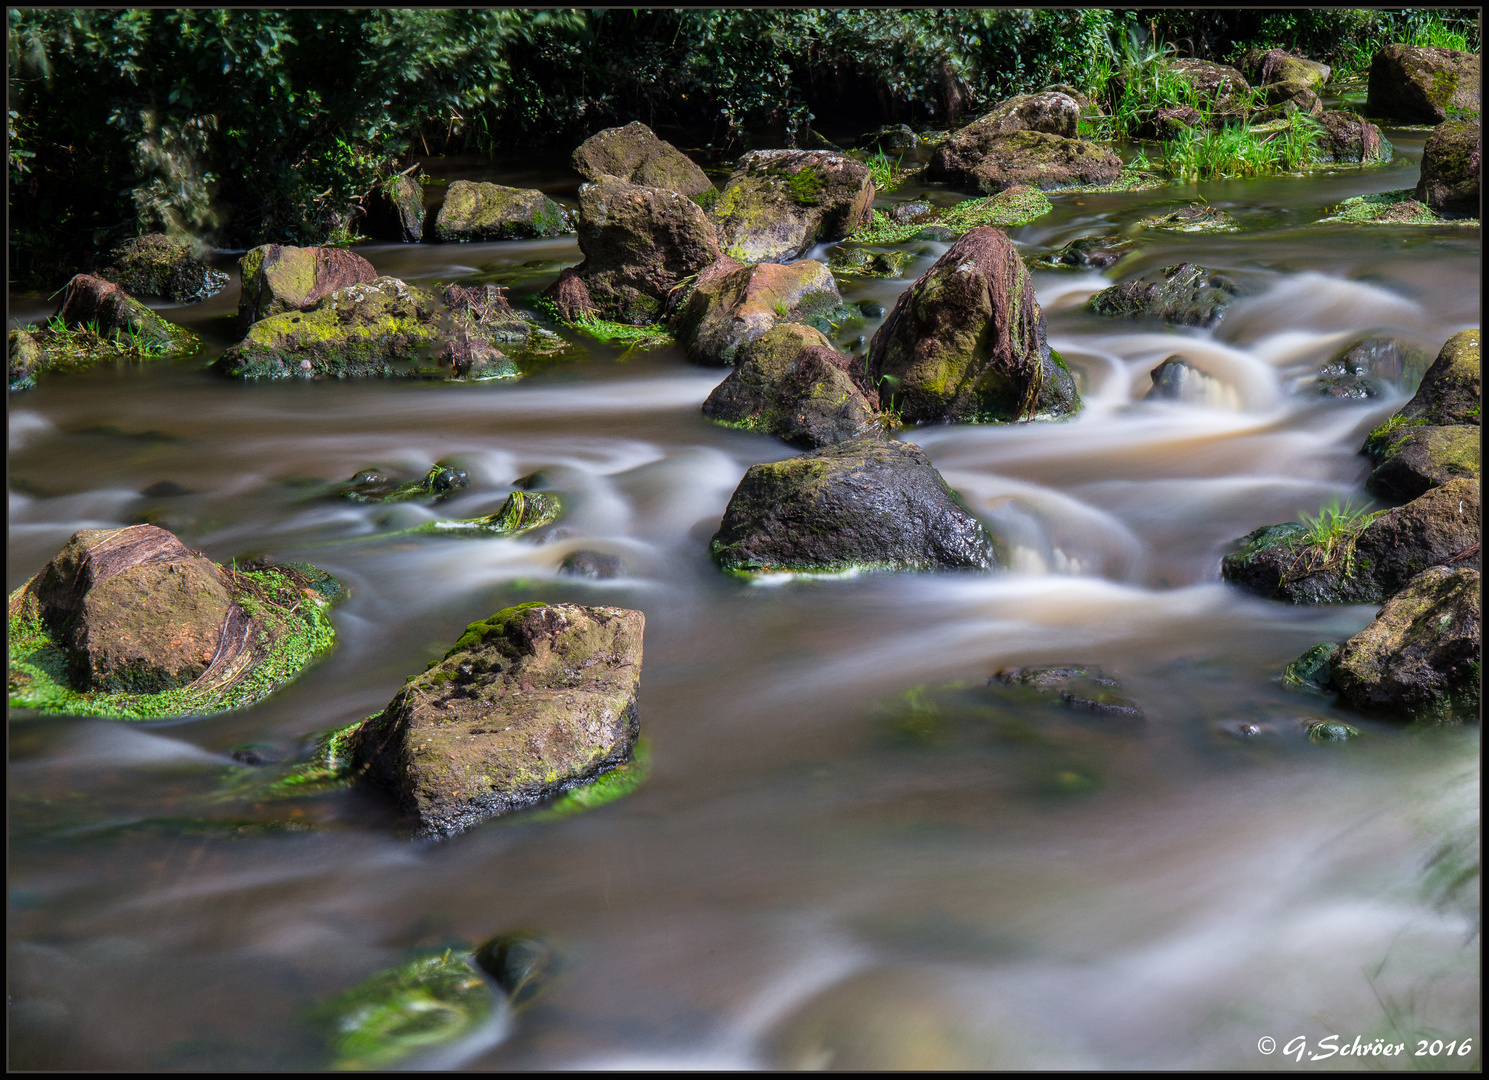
left=8, top=125, right=1480, bottom=1069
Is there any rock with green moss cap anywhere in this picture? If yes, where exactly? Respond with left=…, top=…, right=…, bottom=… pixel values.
left=1367, top=425, right=1480, bottom=501
left=711, top=436, right=997, bottom=575
left=337, top=463, right=470, bottom=504
left=98, top=233, right=227, bottom=302
left=1239, top=48, right=1332, bottom=92
left=1255, top=80, right=1325, bottom=121
left=1401, top=329, right=1481, bottom=427
left=571, top=121, right=714, bottom=202
left=1087, top=263, right=1244, bottom=327
left=671, top=256, right=849, bottom=366
left=1221, top=478, right=1479, bottom=603
left=867, top=227, right=1078, bottom=424
left=1331, top=565, right=1480, bottom=720
left=827, top=247, right=914, bottom=278
left=1313, top=110, right=1392, bottom=164
left=8, top=524, right=340, bottom=719
left=1415, top=120, right=1480, bottom=219
left=54, top=273, right=199, bottom=353
left=1283, top=642, right=1340, bottom=692
left=710, top=149, right=876, bottom=263
left=349, top=602, right=644, bottom=839
left=1135, top=204, right=1240, bottom=233
left=703, top=323, right=880, bottom=448
left=238, top=244, right=377, bottom=328
left=928, top=129, right=1121, bottom=194
left=364, top=174, right=425, bottom=242
left=562, top=174, right=721, bottom=324
left=434, top=180, right=571, bottom=242
left=1367, top=44, right=1480, bottom=124
left=936, top=93, right=1083, bottom=160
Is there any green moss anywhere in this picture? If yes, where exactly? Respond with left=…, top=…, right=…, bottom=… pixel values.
left=449, top=602, right=550, bottom=655
left=785, top=164, right=825, bottom=205
left=1363, top=412, right=1427, bottom=462
left=1048, top=166, right=1170, bottom=194
left=307, top=950, right=493, bottom=1070
left=1306, top=720, right=1361, bottom=742
left=1316, top=189, right=1479, bottom=227
left=7, top=565, right=340, bottom=720
left=535, top=298, right=672, bottom=351
left=387, top=491, right=562, bottom=540
left=1282, top=642, right=1340, bottom=692
left=852, top=186, right=1054, bottom=245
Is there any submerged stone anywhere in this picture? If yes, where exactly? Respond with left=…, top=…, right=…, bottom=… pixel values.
left=1283, top=642, right=1340, bottom=692
left=710, top=436, right=997, bottom=575
left=559, top=550, right=624, bottom=579
left=1306, top=720, right=1361, bottom=742
left=1134, top=203, right=1240, bottom=233
left=571, top=121, right=714, bottom=202
left=1331, top=566, right=1480, bottom=720
left=392, top=491, right=563, bottom=540
left=237, top=244, right=377, bottom=328
left=1086, top=263, right=1243, bottom=327
left=473, top=932, right=559, bottom=1009
left=671, top=256, right=848, bottom=366
left=990, top=664, right=1144, bottom=719
left=337, top=463, right=470, bottom=504
left=1415, top=120, right=1480, bottom=219
left=868, top=228, right=1078, bottom=424
left=8, top=525, right=340, bottom=719
left=711, top=149, right=876, bottom=263
left=98, top=233, right=226, bottom=303
left=1366, top=44, right=1480, bottom=124
left=350, top=602, right=645, bottom=838
left=1321, top=335, right=1430, bottom=388
left=434, top=181, right=571, bottom=242
left=1031, top=235, right=1138, bottom=271
left=702, top=323, right=880, bottom=449
left=1146, top=356, right=1239, bottom=408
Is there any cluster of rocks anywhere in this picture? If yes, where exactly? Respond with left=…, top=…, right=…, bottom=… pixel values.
left=1222, top=330, right=1481, bottom=721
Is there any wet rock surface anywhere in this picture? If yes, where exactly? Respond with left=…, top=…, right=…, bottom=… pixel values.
left=571, top=121, right=714, bottom=201
left=1031, top=235, right=1137, bottom=271
left=559, top=551, right=625, bottom=579
left=237, top=244, right=378, bottom=328
left=1087, top=263, right=1243, bottom=327
left=1399, top=329, right=1481, bottom=427
left=1239, top=48, right=1331, bottom=92
left=1367, top=425, right=1480, bottom=502
left=710, top=149, right=875, bottom=263
left=671, top=256, right=847, bottom=366
left=991, top=665, right=1144, bottom=719
left=1146, top=356, right=1238, bottom=408
left=1415, top=119, right=1480, bottom=220
left=98, top=233, right=227, bottom=302
left=702, top=323, right=880, bottom=448
left=433, top=180, right=571, bottom=242
left=929, top=129, right=1122, bottom=194
left=1134, top=204, right=1239, bottom=233
left=1331, top=566, right=1480, bottom=720
left=1314, top=110, right=1391, bottom=164
left=867, top=227, right=1078, bottom=424
left=350, top=602, right=644, bottom=838
left=710, top=436, right=997, bottom=574
left=55, top=274, right=199, bottom=352
left=1367, top=44, right=1480, bottom=123
left=336, top=463, right=470, bottom=504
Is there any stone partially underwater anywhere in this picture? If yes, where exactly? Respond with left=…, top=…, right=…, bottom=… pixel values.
left=349, top=602, right=645, bottom=839
left=7, top=525, right=341, bottom=719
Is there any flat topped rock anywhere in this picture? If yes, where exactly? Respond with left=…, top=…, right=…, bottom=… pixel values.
left=711, top=149, right=875, bottom=263
left=238, top=244, right=377, bottom=328
left=434, top=181, right=571, bottom=242
left=1367, top=44, right=1480, bottom=123
left=710, top=436, right=998, bottom=575
left=350, top=602, right=645, bottom=838
left=571, top=121, right=714, bottom=200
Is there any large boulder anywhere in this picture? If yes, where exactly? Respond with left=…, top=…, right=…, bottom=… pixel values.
left=1400, top=329, right=1481, bottom=427
left=1331, top=566, right=1480, bottom=720
left=571, top=122, right=714, bottom=202
left=1313, top=110, right=1392, bottom=164
left=561, top=175, right=721, bottom=324
left=8, top=525, right=340, bottom=717
left=1239, top=48, right=1332, bottom=92
left=710, top=150, right=875, bottom=263
left=98, top=233, right=226, bottom=302
left=702, top=323, right=880, bottom=448
left=1415, top=119, right=1480, bottom=219
left=433, top=181, right=571, bottom=242
left=1367, top=44, right=1480, bottom=123
left=670, top=256, right=848, bottom=366
left=1367, top=425, right=1480, bottom=501
left=1086, top=263, right=1243, bottom=327
left=866, top=228, right=1078, bottom=424
left=927, top=129, right=1121, bottom=194
left=933, top=94, right=1082, bottom=169
left=363, top=175, right=425, bottom=243
left=349, top=602, right=644, bottom=838
left=710, top=436, right=997, bottom=575
left=1220, top=478, right=1480, bottom=603
left=238, top=244, right=377, bottom=328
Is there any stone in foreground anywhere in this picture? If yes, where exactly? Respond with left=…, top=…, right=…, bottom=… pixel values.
left=433, top=180, right=571, bottom=242
left=711, top=437, right=997, bottom=575
left=1366, top=44, right=1480, bottom=124
left=711, top=149, right=875, bottom=263
left=1415, top=120, right=1480, bottom=219
left=1367, top=425, right=1480, bottom=502
left=571, top=121, right=714, bottom=201
left=703, top=323, right=880, bottom=448
left=8, top=525, right=340, bottom=718
left=237, top=244, right=377, bottom=328
left=867, top=227, right=1078, bottom=424
left=351, top=602, right=644, bottom=838
left=1331, top=566, right=1480, bottom=721
left=1086, top=263, right=1243, bottom=327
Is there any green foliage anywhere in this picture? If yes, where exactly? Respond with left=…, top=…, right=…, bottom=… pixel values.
left=1163, top=114, right=1323, bottom=180
left=852, top=185, right=1053, bottom=244
left=1284, top=497, right=1381, bottom=583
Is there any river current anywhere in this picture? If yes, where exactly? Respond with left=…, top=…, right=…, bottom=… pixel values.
left=8, top=125, right=1480, bottom=1068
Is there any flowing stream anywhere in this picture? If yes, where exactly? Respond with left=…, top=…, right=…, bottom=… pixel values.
left=8, top=125, right=1480, bottom=1068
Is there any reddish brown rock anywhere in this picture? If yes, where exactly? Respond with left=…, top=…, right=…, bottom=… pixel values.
left=237, top=244, right=378, bottom=328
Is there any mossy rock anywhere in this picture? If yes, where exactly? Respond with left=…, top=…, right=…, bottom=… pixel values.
left=1415, top=119, right=1480, bottom=219
left=1134, top=203, right=1240, bottom=233
left=710, top=436, right=998, bottom=576
left=1315, top=188, right=1475, bottom=226
left=990, top=664, right=1144, bottom=718
left=711, top=149, right=876, bottom=263
left=434, top=181, right=572, bottom=242
left=308, top=950, right=493, bottom=1070
left=1367, top=44, right=1480, bottom=124
left=1239, top=48, right=1332, bottom=92
left=925, top=92, right=1083, bottom=183
left=852, top=185, right=1053, bottom=245
left=928, top=129, right=1122, bottom=194
left=1283, top=642, right=1340, bottom=692
left=237, top=244, right=377, bottom=328
left=1400, top=329, right=1481, bottom=427
left=336, top=463, right=470, bottom=504
left=571, top=121, right=714, bottom=200
left=349, top=602, right=645, bottom=838
left=1314, top=110, right=1392, bottom=164
left=394, top=491, right=562, bottom=539
left=1331, top=566, right=1480, bottom=720
left=828, top=247, right=915, bottom=278
left=1306, top=720, right=1361, bottom=742
left=364, top=175, right=425, bottom=242
left=1030, top=235, right=1138, bottom=272
left=702, top=323, right=881, bottom=449
left=868, top=227, right=1078, bottom=424
left=670, top=256, right=846, bottom=366
left=98, top=233, right=227, bottom=302
left=1367, top=425, right=1480, bottom=501
left=8, top=526, right=340, bottom=720
left=1086, top=263, right=1244, bottom=327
